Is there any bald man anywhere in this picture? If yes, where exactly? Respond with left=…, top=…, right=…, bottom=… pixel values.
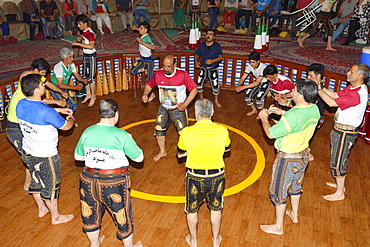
left=142, top=54, right=198, bottom=161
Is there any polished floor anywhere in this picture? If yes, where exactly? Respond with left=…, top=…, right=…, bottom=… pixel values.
left=1, top=88, right=369, bottom=247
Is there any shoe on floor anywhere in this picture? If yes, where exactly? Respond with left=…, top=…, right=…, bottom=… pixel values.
left=240, top=29, right=247, bottom=34
left=216, top=26, right=226, bottom=32
left=234, top=29, right=240, bottom=34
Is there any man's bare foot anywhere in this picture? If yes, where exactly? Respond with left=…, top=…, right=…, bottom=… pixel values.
left=285, top=209, right=298, bottom=223
left=326, top=182, right=346, bottom=192
left=133, top=241, right=142, bottom=247
left=88, top=97, right=96, bottom=107
left=260, top=224, right=283, bottom=235
left=51, top=214, right=74, bottom=225
left=323, top=193, right=345, bottom=201
left=213, top=235, right=222, bottom=247
left=309, top=153, right=314, bottom=161
left=148, top=93, right=156, bottom=102
left=153, top=152, right=167, bottom=161
left=39, top=208, right=50, bottom=218
left=215, top=101, right=222, bottom=108
left=23, top=184, right=30, bottom=191
left=297, top=38, right=305, bottom=48
left=247, top=109, right=257, bottom=116
left=81, top=97, right=91, bottom=104
left=74, top=123, right=79, bottom=127
left=326, top=47, right=337, bottom=51
left=185, top=234, right=196, bottom=247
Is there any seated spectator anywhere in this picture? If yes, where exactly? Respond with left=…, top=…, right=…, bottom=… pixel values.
left=189, top=0, right=202, bottom=21
left=234, top=0, right=253, bottom=33
left=329, top=0, right=358, bottom=42
left=266, top=0, right=282, bottom=28
left=116, top=0, right=134, bottom=32
left=207, top=0, right=221, bottom=29
left=19, top=0, right=43, bottom=41
left=223, top=0, right=238, bottom=32
left=92, top=0, right=113, bottom=35
left=341, top=0, right=369, bottom=45
left=62, top=0, right=79, bottom=37
left=0, top=15, right=10, bottom=40
left=174, top=0, right=188, bottom=30
left=251, top=0, right=270, bottom=32
left=39, top=0, right=63, bottom=39
left=133, top=0, right=150, bottom=26
left=77, top=0, right=94, bottom=19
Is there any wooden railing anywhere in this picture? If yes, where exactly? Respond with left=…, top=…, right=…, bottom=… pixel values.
left=0, top=52, right=348, bottom=132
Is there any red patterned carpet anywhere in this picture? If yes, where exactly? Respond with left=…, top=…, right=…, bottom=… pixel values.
left=0, top=30, right=176, bottom=74
left=266, top=37, right=363, bottom=75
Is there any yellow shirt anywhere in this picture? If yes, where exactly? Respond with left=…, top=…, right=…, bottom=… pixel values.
left=177, top=120, right=231, bottom=169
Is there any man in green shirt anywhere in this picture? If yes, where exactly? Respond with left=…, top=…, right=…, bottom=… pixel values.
left=258, top=79, right=320, bottom=235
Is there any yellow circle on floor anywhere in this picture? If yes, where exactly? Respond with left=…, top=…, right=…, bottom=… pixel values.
left=122, top=118, right=265, bottom=203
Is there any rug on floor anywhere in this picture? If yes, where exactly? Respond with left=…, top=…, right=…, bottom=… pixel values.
left=266, top=38, right=363, bottom=75
left=0, top=30, right=176, bottom=74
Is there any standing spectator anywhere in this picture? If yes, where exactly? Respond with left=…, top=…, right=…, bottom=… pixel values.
left=17, top=74, right=75, bottom=225
left=62, top=0, right=79, bottom=37
left=92, top=0, right=114, bottom=35
left=177, top=98, right=231, bottom=247
left=174, top=0, right=188, bottom=30
left=266, top=0, right=282, bottom=28
left=75, top=99, right=143, bottom=247
left=133, top=0, right=150, bottom=26
left=195, top=29, right=223, bottom=107
left=116, top=0, right=134, bottom=32
left=39, top=0, right=63, bottom=39
left=234, top=0, right=253, bottom=33
left=258, top=79, right=320, bottom=235
left=329, top=0, right=358, bottom=41
left=189, top=0, right=202, bottom=21
left=316, top=63, right=369, bottom=201
left=223, top=0, right=238, bottom=32
left=19, top=0, right=43, bottom=41
left=207, top=0, right=221, bottom=29
left=0, top=15, right=10, bottom=40
left=77, top=0, right=94, bottom=18
left=251, top=0, right=270, bottom=32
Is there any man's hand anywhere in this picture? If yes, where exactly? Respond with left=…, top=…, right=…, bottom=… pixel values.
left=56, top=100, right=67, bottom=107
left=258, top=108, right=269, bottom=120
left=205, top=59, right=213, bottom=65
left=136, top=37, right=142, bottom=44
left=142, top=94, right=148, bottom=103
left=50, top=16, right=55, bottom=20
left=82, top=79, right=89, bottom=85
left=75, top=84, right=83, bottom=90
left=268, top=105, right=286, bottom=116
left=195, top=61, right=201, bottom=68
left=177, top=102, right=187, bottom=111
left=61, top=91, right=68, bottom=99
left=55, top=108, right=73, bottom=116
left=277, top=97, right=288, bottom=106
left=235, top=85, right=245, bottom=93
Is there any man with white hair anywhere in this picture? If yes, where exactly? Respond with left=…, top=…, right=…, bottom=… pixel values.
left=50, top=47, right=88, bottom=111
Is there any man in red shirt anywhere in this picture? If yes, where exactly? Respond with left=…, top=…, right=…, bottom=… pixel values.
left=142, top=54, right=198, bottom=161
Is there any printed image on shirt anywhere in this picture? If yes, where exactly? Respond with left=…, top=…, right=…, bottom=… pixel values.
left=160, top=88, right=177, bottom=107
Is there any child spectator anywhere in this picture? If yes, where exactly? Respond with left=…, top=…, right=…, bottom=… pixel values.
left=131, top=22, right=156, bottom=102
left=72, top=14, right=97, bottom=107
